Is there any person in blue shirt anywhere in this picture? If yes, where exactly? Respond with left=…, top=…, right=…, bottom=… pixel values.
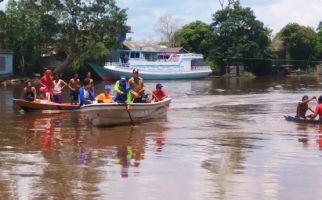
left=79, top=78, right=95, bottom=106
left=114, top=76, right=131, bottom=103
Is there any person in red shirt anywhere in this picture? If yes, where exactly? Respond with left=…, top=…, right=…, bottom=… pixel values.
left=311, top=96, right=322, bottom=120
left=151, top=83, right=168, bottom=102
left=39, top=69, right=54, bottom=101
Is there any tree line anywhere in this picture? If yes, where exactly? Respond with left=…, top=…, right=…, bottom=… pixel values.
left=0, top=0, right=321, bottom=77
left=0, top=0, right=129, bottom=77
left=172, top=2, right=322, bottom=75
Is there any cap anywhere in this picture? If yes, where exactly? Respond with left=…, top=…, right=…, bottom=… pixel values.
left=156, top=83, right=163, bottom=88
left=120, top=76, right=127, bottom=82
left=104, top=84, right=112, bottom=90
left=133, top=68, right=139, bottom=74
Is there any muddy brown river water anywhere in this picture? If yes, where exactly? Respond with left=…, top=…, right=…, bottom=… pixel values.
left=1, top=76, right=322, bottom=200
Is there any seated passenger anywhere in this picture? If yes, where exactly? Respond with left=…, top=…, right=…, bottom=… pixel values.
left=151, top=83, right=168, bottom=102
left=79, top=78, right=95, bottom=106
left=96, top=85, right=113, bottom=103
left=114, top=76, right=131, bottom=103
left=311, top=96, right=322, bottom=120
left=23, top=80, right=37, bottom=101
left=296, top=95, right=315, bottom=119
left=129, top=68, right=145, bottom=103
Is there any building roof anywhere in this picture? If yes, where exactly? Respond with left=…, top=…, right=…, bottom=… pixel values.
left=123, top=40, right=164, bottom=51
left=122, top=40, right=187, bottom=53
left=0, top=50, right=13, bottom=54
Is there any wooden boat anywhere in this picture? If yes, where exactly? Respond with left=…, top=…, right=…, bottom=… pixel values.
left=284, top=115, right=322, bottom=124
left=81, top=98, right=172, bottom=126
left=14, top=99, right=80, bottom=111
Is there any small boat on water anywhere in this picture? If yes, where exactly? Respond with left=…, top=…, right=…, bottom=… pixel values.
left=90, top=40, right=212, bottom=80
left=81, top=98, right=172, bottom=126
left=14, top=99, right=80, bottom=111
left=284, top=115, right=322, bottom=124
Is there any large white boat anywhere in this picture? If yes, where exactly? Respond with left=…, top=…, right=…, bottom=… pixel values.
left=90, top=41, right=212, bottom=80
left=81, top=98, right=172, bottom=126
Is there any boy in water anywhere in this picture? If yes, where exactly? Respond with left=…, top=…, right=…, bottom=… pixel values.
left=296, top=95, right=316, bottom=119
left=68, top=73, right=81, bottom=105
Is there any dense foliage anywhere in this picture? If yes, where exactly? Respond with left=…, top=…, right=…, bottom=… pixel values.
left=210, top=2, right=273, bottom=75
left=1, top=0, right=129, bottom=75
left=173, top=2, right=274, bottom=75
left=174, top=21, right=212, bottom=56
left=277, top=23, right=319, bottom=67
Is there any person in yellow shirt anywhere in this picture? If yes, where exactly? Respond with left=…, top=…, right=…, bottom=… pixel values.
left=96, top=85, right=113, bottom=103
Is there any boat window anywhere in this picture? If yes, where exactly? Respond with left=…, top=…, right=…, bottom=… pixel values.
left=130, top=52, right=140, bottom=58
left=0, top=57, right=5, bottom=72
left=144, top=53, right=158, bottom=61
left=191, top=59, right=204, bottom=66
left=119, top=52, right=129, bottom=63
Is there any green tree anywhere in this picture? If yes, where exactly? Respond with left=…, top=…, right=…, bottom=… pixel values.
left=210, top=2, right=273, bottom=75
left=277, top=23, right=319, bottom=67
left=317, top=22, right=322, bottom=60
left=3, top=0, right=129, bottom=75
left=173, top=20, right=212, bottom=56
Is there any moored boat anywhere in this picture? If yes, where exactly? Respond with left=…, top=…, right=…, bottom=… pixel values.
left=14, top=99, right=80, bottom=111
left=284, top=115, right=322, bottom=124
left=81, top=98, right=172, bottom=126
left=90, top=40, right=212, bottom=80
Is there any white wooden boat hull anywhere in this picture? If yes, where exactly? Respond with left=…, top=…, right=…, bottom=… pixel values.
left=81, top=98, right=171, bottom=126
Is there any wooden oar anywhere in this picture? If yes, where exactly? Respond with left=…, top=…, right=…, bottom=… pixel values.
left=124, top=99, right=135, bottom=126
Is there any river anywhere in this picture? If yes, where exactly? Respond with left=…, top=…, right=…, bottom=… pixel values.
left=1, top=76, right=322, bottom=200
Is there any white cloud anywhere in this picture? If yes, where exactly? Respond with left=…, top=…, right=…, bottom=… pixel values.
left=117, top=0, right=220, bottom=41
left=250, top=0, right=322, bottom=35
left=1, top=0, right=321, bottom=40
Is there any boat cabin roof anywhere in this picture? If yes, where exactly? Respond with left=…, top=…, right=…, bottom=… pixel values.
left=121, top=40, right=187, bottom=53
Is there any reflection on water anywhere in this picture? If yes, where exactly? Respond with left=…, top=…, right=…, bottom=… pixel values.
left=2, top=76, right=322, bottom=199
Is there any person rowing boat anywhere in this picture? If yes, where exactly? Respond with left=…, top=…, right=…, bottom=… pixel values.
left=310, top=96, right=322, bottom=120
left=295, top=95, right=316, bottom=119
left=114, top=76, right=131, bottom=103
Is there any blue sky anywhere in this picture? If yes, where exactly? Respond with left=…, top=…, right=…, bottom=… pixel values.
left=1, top=0, right=321, bottom=41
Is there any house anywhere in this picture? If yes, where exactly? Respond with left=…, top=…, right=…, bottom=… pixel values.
left=224, top=62, right=244, bottom=77
left=0, top=50, right=13, bottom=81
